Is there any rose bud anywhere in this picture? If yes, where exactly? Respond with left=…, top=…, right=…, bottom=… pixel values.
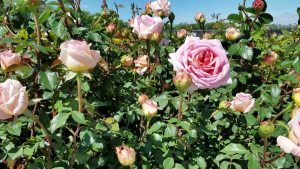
left=0, top=79, right=29, bottom=120
left=150, top=0, right=171, bottom=17
left=225, top=27, right=241, bottom=41
left=177, top=29, right=187, bottom=39
left=258, top=121, right=275, bottom=138
left=134, top=55, right=149, bottom=75
left=121, top=56, right=133, bottom=67
left=128, top=18, right=134, bottom=28
left=138, top=94, right=149, bottom=105
left=121, top=28, right=130, bottom=38
left=115, top=145, right=136, bottom=166
left=145, top=2, right=152, bottom=14
left=168, top=12, right=175, bottom=23
left=252, top=0, right=265, bottom=11
left=142, top=100, right=158, bottom=119
left=230, top=92, right=255, bottom=113
left=150, top=31, right=161, bottom=42
left=0, top=50, right=21, bottom=71
left=106, top=23, right=116, bottom=34
left=173, top=71, right=192, bottom=93
left=293, top=88, right=300, bottom=107
left=264, top=51, right=278, bottom=65
left=59, top=39, right=101, bottom=72
left=219, top=100, right=231, bottom=109
left=195, top=12, right=205, bottom=23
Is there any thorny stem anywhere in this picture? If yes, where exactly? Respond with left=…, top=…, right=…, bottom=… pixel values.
left=140, top=119, right=150, bottom=143
left=264, top=152, right=285, bottom=164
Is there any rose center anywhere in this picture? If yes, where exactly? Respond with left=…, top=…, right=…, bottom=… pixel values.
left=189, top=50, right=216, bottom=75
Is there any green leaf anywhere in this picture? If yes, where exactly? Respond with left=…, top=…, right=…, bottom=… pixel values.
left=53, top=19, right=68, bottom=39
left=239, top=45, right=253, bottom=61
left=220, top=143, right=249, bottom=155
left=293, top=57, right=300, bottom=73
left=247, top=153, right=260, bottom=169
left=50, top=113, right=70, bottom=133
left=71, top=111, right=86, bottom=124
left=38, top=70, right=58, bottom=91
left=33, top=44, right=49, bottom=54
left=164, top=124, right=176, bottom=138
left=228, top=44, right=240, bottom=56
left=148, top=121, right=165, bottom=134
left=38, top=10, right=51, bottom=24
left=15, top=66, right=34, bottom=79
left=7, top=147, right=23, bottom=160
left=271, top=85, right=281, bottom=98
left=174, top=163, right=185, bottom=169
left=259, top=13, right=273, bottom=24
left=227, top=13, right=242, bottom=23
left=6, top=123, right=21, bottom=136
left=163, top=157, right=174, bottom=169
left=220, top=161, right=230, bottom=169
left=195, top=156, right=207, bottom=169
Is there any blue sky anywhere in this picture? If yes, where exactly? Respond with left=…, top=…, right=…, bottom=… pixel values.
left=80, top=0, right=300, bottom=25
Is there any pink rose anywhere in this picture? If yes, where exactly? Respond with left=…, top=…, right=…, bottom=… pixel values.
left=132, top=15, right=163, bottom=40
left=150, top=0, right=171, bottom=17
left=59, top=39, right=101, bottom=72
left=115, top=145, right=136, bottom=166
left=134, top=55, right=149, bottom=75
left=225, top=27, right=241, bottom=41
left=106, top=23, right=116, bottom=34
left=252, top=0, right=265, bottom=11
left=177, top=29, right=188, bottom=39
left=168, top=36, right=231, bottom=92
left=138, top=94, right=149, bottom=105
left=0, top=50, right=21, bottom=70
left=277, top=136, right=300, bottom=157
left=0, top=79, right=29, bottom=120
left=230, top=92, right=255, bottom=113
left=142, top=100, right=158, bottom=118
left=264, top=51, right=278, bottom=65
left=288, top=108, right=300, bottom=139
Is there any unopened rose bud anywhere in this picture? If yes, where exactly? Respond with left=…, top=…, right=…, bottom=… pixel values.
left=173, top=71, right=192, bottom=93
left=264, top=51, right=278, bottom=65
left=177, top=29, right=187, bottom=39
left=121, top=28, right=130, bottom=38
left=142, top=100, right=158, bottom=119
left=115, top=145, right=136, bottom=166
left=106, top=23, right=116, bottom=34
left=168, top=12, right=175, bottom=23
left=145, top=2, right=152, bottom=14
left=252, top=0, right=265, bottom=11
left=219, top=101, right=231, bottom=109
left=121, top=56, right=133, bottom=67
left=138, top=94, right=149, bottom=105
left=151, top=31, right=161, bottom=42
left=225, top=27, right=241, bottom=41
left=258, top=121, right=275, bottom=138
left=195, top=12, right=205, bottom=23
left=293, top=88, right=300, bottom=107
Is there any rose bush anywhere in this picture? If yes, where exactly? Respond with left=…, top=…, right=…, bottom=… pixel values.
left=0, top=0, right=299, bottom=168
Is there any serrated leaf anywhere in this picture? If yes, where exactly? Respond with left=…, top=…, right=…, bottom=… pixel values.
left=50, top=113, right=70, bottom=133
left=38, top=70, right=58, bottom=91
left=164, top=124, right=176, bottom=138
left=71, top=111, right=86, bottom=124
left=163, top=157, right=174, bottom=169
left=220, top=143, right=248, bottom=155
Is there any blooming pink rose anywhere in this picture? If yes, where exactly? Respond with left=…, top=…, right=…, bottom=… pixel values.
left=0, top=79, right=29, bottom=120
left=277, top=136, right=300, bottom=157
left=168, top=36, right=231, bottom=92
left=132, top=15, right=163, bottom=40
left=59, top=39, right=101, bottom=72
left=225, top=27, right=241, bottom=41
left=150, top=0, right=171, bottom=17
left=115, top=145, right=136, bottom=166
left=0, top=50, right=21, bottom=70
left=177, top=29, right=188, bottom=39
left=134, top=55, right=149, bottom=75
left=230, top=92, right=255, bottom=113
left=288, top=108, right=300, bottom=139
left=106, top=23, right=116, bottom=34
left=142, top=100, right=158, bottom=118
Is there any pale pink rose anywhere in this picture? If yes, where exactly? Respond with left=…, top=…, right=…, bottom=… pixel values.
left=132, top=15, right=164, bottom=40
left=277, top=136, right=300, bottom=157
left=115, top=145, right=136, bottom=166
left=59, top=39, right=101, bottom=72
left=0, top=79, right=29, bottom=120
left=138, top=94, right=149, bottom=105
left=142, top=100, right=158, bottom=118
left=230, top=92, right=255, bottom=113
left=150, top=0, right=171, bottom=17
left=177, top=29, right=188, bottom=39
left=225, top=27, right=241, bottom=41
left=134, top=55, right=149, bottom=75
left=0, top=50, right=21, bottom=70
left=168, top=36, right=231, bottom=92
left=288, top=108, right=300, bottom=139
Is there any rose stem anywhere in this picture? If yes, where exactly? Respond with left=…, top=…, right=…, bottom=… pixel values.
left=264, top=152, right=285, bottom=164
left=24, top=111, right=53, bottom=169
left=169, top=18, right=173, bottom=40
left=261, top=137, right=268, bottom=167
left=178, top=92, right=183, bottom=120
left=271, top=103, right=293, bottom=123
left=140, top=119, right=150, bottom=143
left=70, top=73, right=83, bottom=167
